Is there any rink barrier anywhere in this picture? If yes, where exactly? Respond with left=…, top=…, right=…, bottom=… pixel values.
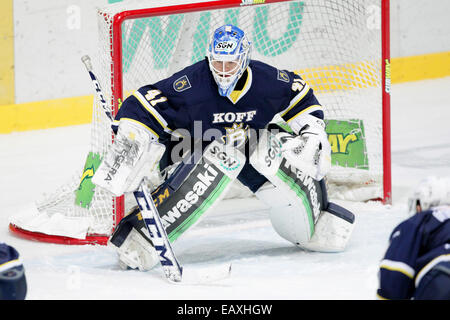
left=1, top=50, right=450, bottom=134
left=2, top=95, right=93, bottom=133
left=0, top=0, right=14, bottom=106
left=391, top=51, right=450, bottom=83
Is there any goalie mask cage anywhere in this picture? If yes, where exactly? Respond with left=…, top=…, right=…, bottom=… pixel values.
left=9, top=0, right=391, bottom=245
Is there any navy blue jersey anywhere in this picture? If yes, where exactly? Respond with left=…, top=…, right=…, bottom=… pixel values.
left=113, top=58, right=323, bottom=144
left=0, top=243, right=21, bottom=273
left=113, top=58, right=323, bottom=192
left=0, top=243, right=27, bottom=300
left=377, top=206, right=450, bottom=300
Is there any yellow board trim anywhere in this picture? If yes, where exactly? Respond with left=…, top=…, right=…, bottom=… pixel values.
left=2, top=95, right=93, bottom=134
left=2, top=51, right=450, bottom=133
left=295, top=51, right=450, bottom=94
left=391, top=51, right=450, bottom=83
left=0, top=0, right=14, bottom=105
left=295, top=62, right=379, bottom=94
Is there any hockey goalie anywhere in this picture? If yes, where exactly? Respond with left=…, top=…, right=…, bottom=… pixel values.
left=92, top=24, right=356, bottom=271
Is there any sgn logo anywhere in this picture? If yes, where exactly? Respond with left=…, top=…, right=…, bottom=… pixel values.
left=215, top=41, right=237, bottom=52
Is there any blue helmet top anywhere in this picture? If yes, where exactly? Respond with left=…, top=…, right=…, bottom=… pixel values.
left=208, top=24, right=252, bottom=97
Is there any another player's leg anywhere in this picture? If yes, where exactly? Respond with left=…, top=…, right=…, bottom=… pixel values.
left=413, top=262, right=450, bottom=300
left=249, top=127, right=355, bottom=252
left=0, top=243, right=27, bottom=300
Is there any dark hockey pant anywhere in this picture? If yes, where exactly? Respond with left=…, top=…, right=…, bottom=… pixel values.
left=414, top=261, right=450, bottom=300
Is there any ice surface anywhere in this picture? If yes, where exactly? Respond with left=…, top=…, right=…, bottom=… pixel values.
left=1, top=77, right=450, bottom=300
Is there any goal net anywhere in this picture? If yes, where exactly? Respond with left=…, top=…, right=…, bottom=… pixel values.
left=9, top=0, right=390, bottom=245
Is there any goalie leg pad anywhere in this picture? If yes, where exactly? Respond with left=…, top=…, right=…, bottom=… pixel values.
left=302, top=202, right=355, bottom=252
left=111, top=140, right=247, bottom=271
left=109, top=206, right=159, bottom=271
left=153, top=140, right=246, bottom=242
left=256, top=183, right=314, bottom=246
left=251, top=129, right=354, bottom=251
left=256, top=183, right=355, bottom=252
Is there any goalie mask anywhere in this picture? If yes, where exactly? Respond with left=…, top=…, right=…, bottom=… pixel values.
left=208, top=24, right=251, bottom=97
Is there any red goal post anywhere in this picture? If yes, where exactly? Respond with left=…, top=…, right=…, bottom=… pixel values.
left=9, top=0, right=391, bottom=245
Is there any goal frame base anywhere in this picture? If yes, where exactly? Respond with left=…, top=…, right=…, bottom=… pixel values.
left=9, top=223, right=109, bottom=246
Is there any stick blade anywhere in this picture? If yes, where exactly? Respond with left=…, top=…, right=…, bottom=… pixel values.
left=177, top=263, right=232, bottom=285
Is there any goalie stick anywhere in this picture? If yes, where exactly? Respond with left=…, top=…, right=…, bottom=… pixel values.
left=134, top=178, right=183, bottom=282
left=81, top=56, right=113, bottom=122
left=81, top=55, right=231, bottom=284
left=135, top=177, right=232, bottom=284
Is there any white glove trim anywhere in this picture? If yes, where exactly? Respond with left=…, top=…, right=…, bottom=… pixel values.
left=286, top=109, right=324, bottom=135
left=119, top=117, right=159, bottom=141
